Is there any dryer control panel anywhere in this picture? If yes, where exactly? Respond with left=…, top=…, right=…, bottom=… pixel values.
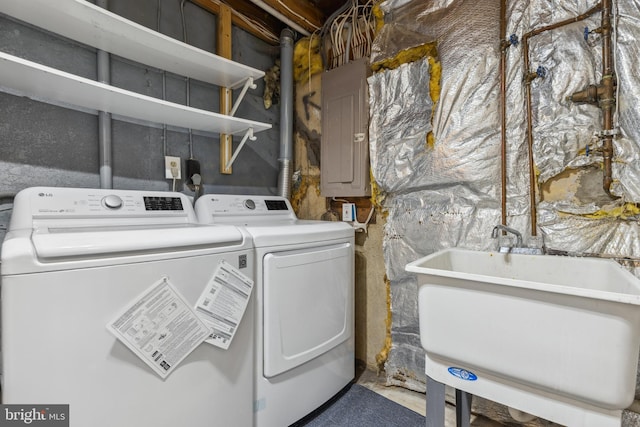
left=195, top=194, right=296, bottom=224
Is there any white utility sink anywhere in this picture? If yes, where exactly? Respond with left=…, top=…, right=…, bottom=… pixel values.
left=406, top=248, right=640, bottom=427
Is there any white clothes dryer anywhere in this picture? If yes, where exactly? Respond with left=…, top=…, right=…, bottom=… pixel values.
left=195, top=194, right=355, bottom=427
left=1, top=187, right=255, bottom=427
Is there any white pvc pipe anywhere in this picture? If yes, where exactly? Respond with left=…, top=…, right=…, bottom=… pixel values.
left=96, top=0, right=112, bottom=189
left=246, top=0, right=310, bottom=36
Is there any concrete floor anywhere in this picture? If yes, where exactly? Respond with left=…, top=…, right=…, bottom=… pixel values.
left=356, top=367, right=506, bottom=427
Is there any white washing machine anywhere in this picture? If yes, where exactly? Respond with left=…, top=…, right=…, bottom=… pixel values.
left=195, top=194, right=355, bottom=427
left=1, top=187, right=255, bottom=427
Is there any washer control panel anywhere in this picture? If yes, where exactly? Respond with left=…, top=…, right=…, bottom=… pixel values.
left=12, top=187, right=192, bottom=227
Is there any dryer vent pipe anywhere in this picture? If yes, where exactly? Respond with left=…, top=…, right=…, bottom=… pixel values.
left=277, top=28, right=294, bottom=199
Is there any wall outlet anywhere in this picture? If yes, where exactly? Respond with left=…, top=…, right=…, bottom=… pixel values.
left=342, top=203, right=356, bottom=222
left=165, top=156, right=181, bottom=179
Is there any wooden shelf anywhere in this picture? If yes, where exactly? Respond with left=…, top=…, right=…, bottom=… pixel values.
left=0, top=0, right=264, bottom=89
left=0, top=52, right=271, bottom=135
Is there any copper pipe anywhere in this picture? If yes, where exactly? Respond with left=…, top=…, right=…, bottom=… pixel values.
left=522, top=36, right=537, bottom=236
left=567, top=0, right=617, bottom=196
left=568, top=84, right=602, bottom=103
left=522, top=2, right=603, bottom=236
left=523, top=3, right=602, bottom=39
left=499, top=0, right=507, bottom=228
left=601, top=0, right=616, bottom=196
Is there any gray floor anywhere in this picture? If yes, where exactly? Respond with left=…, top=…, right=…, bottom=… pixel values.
left=355, top=368, right=506, bottom=427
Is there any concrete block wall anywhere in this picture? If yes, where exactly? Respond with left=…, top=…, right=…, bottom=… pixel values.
left=0, top=0, right=280, bottom=201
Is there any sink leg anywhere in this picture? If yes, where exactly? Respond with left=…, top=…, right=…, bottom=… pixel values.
left=426, top=375, right=446, bottom=427
left=455, top=389, right=472, bottom=427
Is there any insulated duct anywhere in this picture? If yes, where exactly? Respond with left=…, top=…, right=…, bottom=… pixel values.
left=277, top=28, right=294, bottom=198
left=96, top=0, right=112, bottom=189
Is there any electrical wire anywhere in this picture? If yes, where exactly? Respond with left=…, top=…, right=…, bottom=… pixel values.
left=227, top=3, right=279, bottom=43
left=275, top=0, right=320, bottom=31
left=158, top=0, right=168, bottom=157
left=324, top=0, right=374, bottom=69
left=307, top=30, right=319, bottom=91
left=180, top=0, right=194, bottom=159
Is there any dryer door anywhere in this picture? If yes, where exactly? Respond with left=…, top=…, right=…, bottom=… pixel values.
left=263, top=242, right=353, bottom=378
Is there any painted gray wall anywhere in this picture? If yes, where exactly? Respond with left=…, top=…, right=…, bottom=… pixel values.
left=0, top=0, right=280, bottom=199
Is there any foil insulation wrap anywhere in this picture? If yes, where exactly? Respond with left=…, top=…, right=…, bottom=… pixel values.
left=370, top=0, right=640, bottom=403
left=370, top=0, right=502, bottom=391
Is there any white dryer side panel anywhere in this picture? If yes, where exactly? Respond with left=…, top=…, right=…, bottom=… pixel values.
left=262, top=242, right=353, bottom=378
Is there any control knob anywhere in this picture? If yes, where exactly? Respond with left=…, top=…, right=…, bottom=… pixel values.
left=102, top=195, right=123, bottom=209
left=244, top=199, right=256, bottom=210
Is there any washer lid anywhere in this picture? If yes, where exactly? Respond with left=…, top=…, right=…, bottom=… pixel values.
left=31, top=224, right=243, bottom=259
left=1, top=223, right=248, bottom=275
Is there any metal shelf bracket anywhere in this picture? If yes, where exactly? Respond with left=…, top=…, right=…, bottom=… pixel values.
left=225, top=127, right=257, bottom=170
left=230, top=77, right=256, bottom=117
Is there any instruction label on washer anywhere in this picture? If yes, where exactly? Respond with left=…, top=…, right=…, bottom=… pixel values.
left=107, top=277, right=210, bottom=379
left=195, top=260, right=254, bottom=350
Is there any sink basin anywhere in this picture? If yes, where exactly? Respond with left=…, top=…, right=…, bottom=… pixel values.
left=406, top=248, right=640, bottom=427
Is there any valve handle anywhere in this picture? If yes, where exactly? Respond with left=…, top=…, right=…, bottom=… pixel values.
left=509, top=34, right=519, bottom=47
left=536, top=65, right=547, bottom=79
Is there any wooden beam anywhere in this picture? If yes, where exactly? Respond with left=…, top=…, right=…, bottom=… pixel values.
left=256, top=0, right=324, bottom=33
left=190, top=0, right=281, bottom=45
left=218, top=3, right=233, bottom=174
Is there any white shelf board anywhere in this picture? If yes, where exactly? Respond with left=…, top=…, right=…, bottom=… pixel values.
left=0, top=52, right=271, bottom=135
left=0, top=0, right=264, bottom=89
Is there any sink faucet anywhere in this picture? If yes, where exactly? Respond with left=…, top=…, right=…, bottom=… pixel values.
left=491, top=224, right=523, bottom=248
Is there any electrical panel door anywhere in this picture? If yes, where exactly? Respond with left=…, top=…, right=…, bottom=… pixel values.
left=321, top=59, right=370, bottom=197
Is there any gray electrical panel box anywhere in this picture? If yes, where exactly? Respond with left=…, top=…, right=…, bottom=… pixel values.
left=321, top=58, right=371, bottom=197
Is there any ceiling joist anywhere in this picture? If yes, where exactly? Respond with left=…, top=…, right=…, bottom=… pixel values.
left=191, top=0, right=327, bottom=44
left=248, top=0, right=323, bottom=34
left=191, top=0, right=283, bottom=44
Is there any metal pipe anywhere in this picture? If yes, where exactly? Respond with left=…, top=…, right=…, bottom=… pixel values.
left=525, top=3, right=602, bottom=39
left=491, top=224, right=523, bottom=248
left=522, top=36, right=537, bottom=236
left=499, top=0, right=507, bottom=229
left=565, top=2, right=616, bottom=196
left=277, top=28, right=294, bottom=198
left=601, top=0, right=616, bottom=196
left=522, top=2, right=603, bottom=236
left=96, top=0, right=112, bottom=189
